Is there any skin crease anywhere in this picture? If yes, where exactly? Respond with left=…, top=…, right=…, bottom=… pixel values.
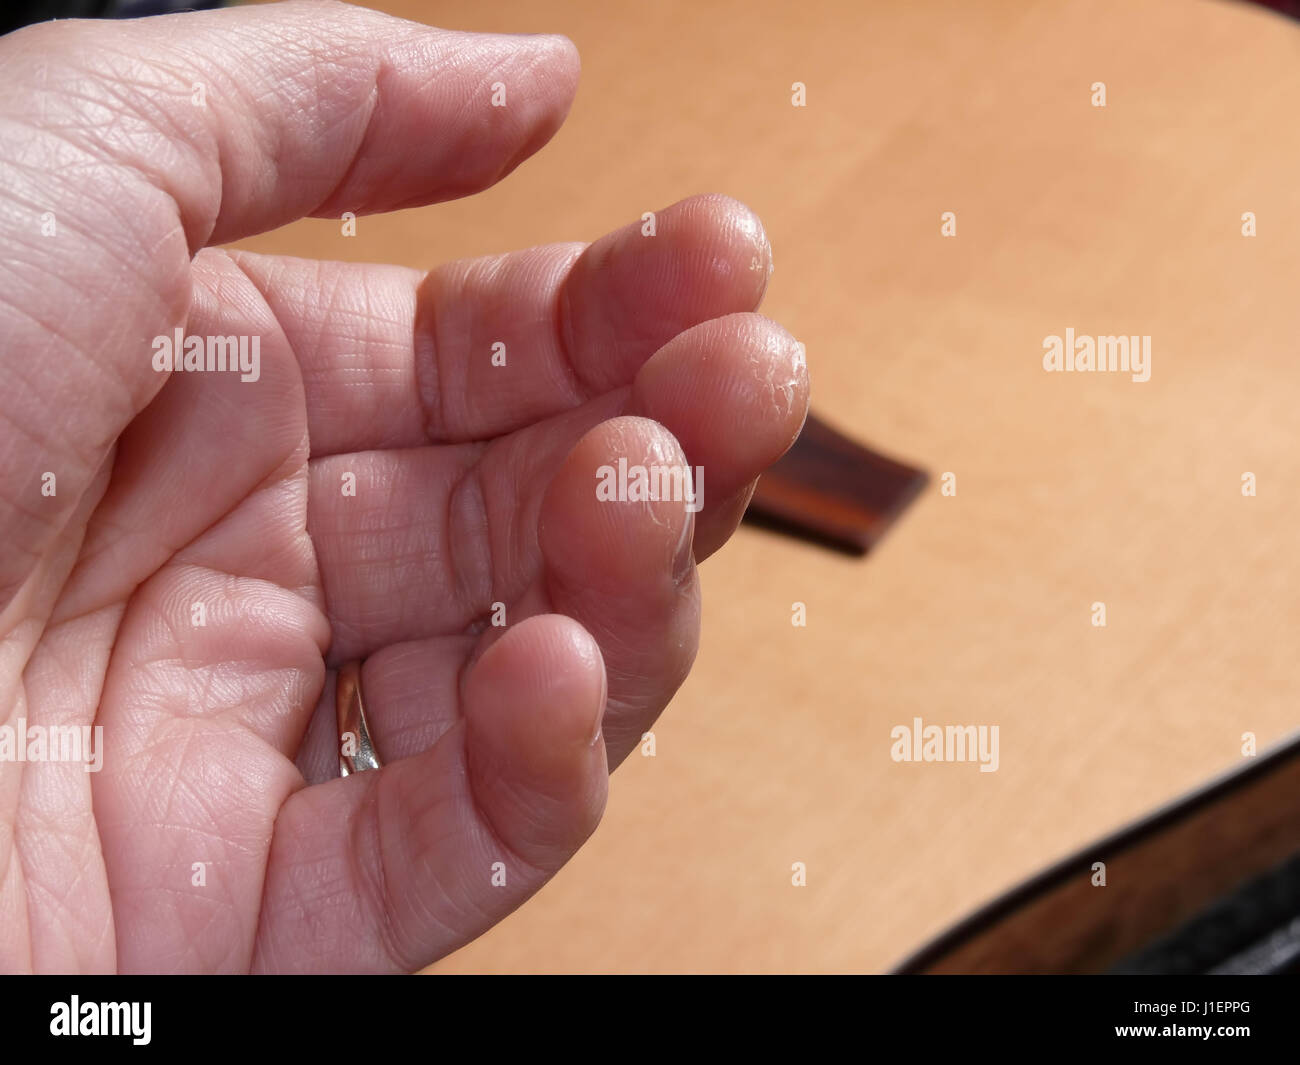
left=0, top=1, right=809, bottom=973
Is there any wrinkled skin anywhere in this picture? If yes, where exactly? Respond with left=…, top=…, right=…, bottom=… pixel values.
left=0, top=1, right=808, bottom=972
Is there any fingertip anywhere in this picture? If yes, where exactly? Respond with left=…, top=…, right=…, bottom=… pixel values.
left=529, top=32, right=581, bottom=77
left=561, top=195, right=774, bottom=392
left=693, top=192, right=773, bottom=268
left=632, top=314, right=809, bottom=474
left=673, top=193, right=773, bottom=303
left=502, top=31, right=582, bottom=108
left=463, top=615, right=608, bottom=864
left=470, top=613, right=606, bottom=749
left=539, top=416, right=697, bottom=596
left=478, top=31, right=582, bottom=187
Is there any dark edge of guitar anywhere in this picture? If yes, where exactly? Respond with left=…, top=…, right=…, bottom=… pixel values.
left=891, top=727, right=1300, bottom=974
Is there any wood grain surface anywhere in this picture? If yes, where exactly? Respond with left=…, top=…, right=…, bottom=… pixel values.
left=234, top=0, right=1300, bottom=972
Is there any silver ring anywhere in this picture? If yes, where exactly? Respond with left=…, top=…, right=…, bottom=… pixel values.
left=336, top=659, right=382, bottom=776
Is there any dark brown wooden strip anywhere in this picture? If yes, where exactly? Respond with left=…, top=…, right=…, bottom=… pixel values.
left=743, top=411, right=928, bottom=554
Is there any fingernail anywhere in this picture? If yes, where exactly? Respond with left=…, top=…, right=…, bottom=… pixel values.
left=589, top=666, right=607, bottom=747
left=672, top=508, right=696, bottom=585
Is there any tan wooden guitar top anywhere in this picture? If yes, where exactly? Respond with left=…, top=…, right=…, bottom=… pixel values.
left=235, top=0, right=1300, bottom=972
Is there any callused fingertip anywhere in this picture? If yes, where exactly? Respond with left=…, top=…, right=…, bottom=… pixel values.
left=705, top=194, right=773, bottom=291
left=754, top=320, right=811, bottom=431
left=733, top=199, right=772, bottom=266
left=651, top=193, right=773, bottom=292
left=541, top=416, right=700, bottom=601
left=607, top=417, right=700, bottom=568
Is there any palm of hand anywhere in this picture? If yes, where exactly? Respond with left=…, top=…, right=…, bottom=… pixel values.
left=0, top=2, right=807, bottom=973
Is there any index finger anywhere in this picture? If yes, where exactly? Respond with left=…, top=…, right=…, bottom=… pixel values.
left=0, top=0, right=578, bottom=606
left=1, top=0, right=580, bottom=250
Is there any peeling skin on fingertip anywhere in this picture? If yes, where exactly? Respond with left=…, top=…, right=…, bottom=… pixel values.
left=730, top=206, right=773, bottom=292
left=745, top=327, right=806, bottom=422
